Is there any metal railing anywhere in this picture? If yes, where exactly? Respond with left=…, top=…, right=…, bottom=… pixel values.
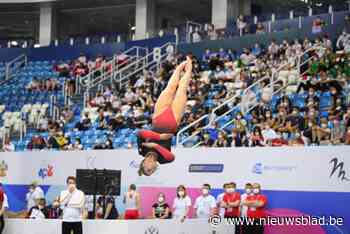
left=114, top=42, right=177, bottom=90
left=4, top=54, right=27, bottom=82
left=176, top=45, right=325, bottom=147
left=76, top=46, right=148, bottom=95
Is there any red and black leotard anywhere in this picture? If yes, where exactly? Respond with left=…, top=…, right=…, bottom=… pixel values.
left=137, top=129, right=175, bottom=164
left=137, top=106, right=178, bottom=163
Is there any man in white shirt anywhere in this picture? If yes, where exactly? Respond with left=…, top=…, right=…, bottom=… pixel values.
left=194, top=184, right=216, bottom=219
left=60, top=176, right=85, bottom=234
left=0, top=183, right=9, bottom=234
left=26, top=182, right=44, bottom=211
left=216, top=183, right=228, bottom=218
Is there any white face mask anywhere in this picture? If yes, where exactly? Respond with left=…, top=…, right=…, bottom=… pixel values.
left=178, top=191, right=185, bottom=197
left=202, top=188, right=209, bottom=195
left=245, top=188, right=252, bottom=194
left=158, top=197, right=164, bottom=203
left=253, top=188, right=260, bottom=194
left=226, top=188, right=235, bottom=193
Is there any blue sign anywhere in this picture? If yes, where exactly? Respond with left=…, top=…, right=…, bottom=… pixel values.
left=189, top=164, right=224, bottom=173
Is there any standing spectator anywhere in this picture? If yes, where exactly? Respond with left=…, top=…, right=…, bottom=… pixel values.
left=0, top=183, right=8, bottom=234
left=242, top=183, right=267, bottom=234
left=192, top=28, right=202, bottom=43
left=152, top=193, right=170, bottom=219
left=336, top=30, right=350, bottom=50
left=194, top=184, right=216, bottom=219
left=96, top=189, right=119, bottom=219
left=221, top=182, right=241, bottom=234
left=312, top=17, right=324, bottom=34
left=123, top=184, right=141, bottom=219
left=60, top=176, right=85, bottom=234
left=26, top=182, right=44, bottom=211
left=172, top=185, right=191, bottom=222
left=240, top=183, right=253, bottom=217
left=237, top=15, right=247, bottom=35
left=216, top=184, right=228, bottom=218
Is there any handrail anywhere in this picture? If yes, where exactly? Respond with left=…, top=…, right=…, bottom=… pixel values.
left=4, top=54, right=27, bottom=81
left=176, top=45, right=326, bottom=147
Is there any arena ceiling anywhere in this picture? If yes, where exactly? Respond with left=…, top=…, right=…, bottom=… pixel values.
left=0, top=0, right=347, bottom=41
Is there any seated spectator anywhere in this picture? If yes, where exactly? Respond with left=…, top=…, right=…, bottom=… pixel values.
left=249, top=127, right=265, bottom=147
left=67, top=138, right=83, bottom=151
left=26, top=77, right=41, bottom=91
left=261, top=123, right=278, bottom=145
left=252, top=43, right=262, bottom=57
left=312, top=17, right=324, bottom=34
left=61, top=107, right=74, bottom=123
left=37, top=116, right=49, bottom=132
left=256, top=22, right=265, bottom=34
left=2, top=138, right=15, bottom=152
left=28, top=198, right=49, bottom=219
left=93, top=139, right=114, bottom=150
left=152, top=193, right=170, bottom=219
left=75, top=113, right=92, bottom=131
left=47, top=131, right=68, bottom=150
left=213, top=131, right=229, bottom=147
left=27, top=135, right=47, bottom=150
left=345, top=127, right=350, bottom=145
left=201, top=132, right=214, bottom=147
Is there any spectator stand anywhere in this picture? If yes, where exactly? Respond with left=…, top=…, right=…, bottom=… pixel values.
left=176, top=45, right=326, bottom=147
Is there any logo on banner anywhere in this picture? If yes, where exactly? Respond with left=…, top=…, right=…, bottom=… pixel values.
left=329, top=158, right=349, bottom=182
left=38, top=164, right=54, bottom=179
left=144, top=226, right=159, bottom=234
left=189, top=164, right=224, bottom=173
left=252, top=162, right=297, bottom=175
left=0, top=160, right=8, bottom=177
left=252, top=163, right=263, bottom=174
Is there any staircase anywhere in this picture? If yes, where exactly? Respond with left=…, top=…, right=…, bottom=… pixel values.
left=176, top=45, right=325, bottom=147
left=72, top=42, right=176, bottom=108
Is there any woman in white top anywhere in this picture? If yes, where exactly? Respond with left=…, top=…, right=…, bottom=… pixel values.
left=123, top=184, right=141, bottom=219
left=172, top=185, right=191, bottom=222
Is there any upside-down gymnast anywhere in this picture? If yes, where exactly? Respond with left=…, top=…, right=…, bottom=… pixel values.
left=137, top=56, right=193, bottom=176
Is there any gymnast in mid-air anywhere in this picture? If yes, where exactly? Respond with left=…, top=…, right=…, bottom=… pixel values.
left=137, top=56, right=193, bottom=176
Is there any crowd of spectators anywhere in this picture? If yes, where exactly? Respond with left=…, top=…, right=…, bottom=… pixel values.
left=1, top=30, right=350, bottom=151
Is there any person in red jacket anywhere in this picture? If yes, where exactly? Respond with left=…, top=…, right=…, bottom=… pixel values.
left=137, top=57, right=193, bottom=176
left=221, top=182, right=241, bottom=234
left=242, top=183, right=267, bottom=234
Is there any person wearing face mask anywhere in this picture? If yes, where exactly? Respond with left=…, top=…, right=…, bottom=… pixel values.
left=28, top=198, right=49, bottom=219
left=47, top=198, right=62, bottom=219
left=137, top=58, right=193, bottom=176
left=172, top=185, right=192, bottom=222
left=240, top=183, right=253, bottom=218
left=26, top=182, right=44, bottom=211
left=221, top=182, right=241, bottom=234
left=242, top=183, right=267, bottom=234
left=0, top=183, right=8, bottom=234
left=60, top=176, right=85, bottom=234
left=123, top=184, right=141, bottom=219
left=194, top=184, right=216, bottom=219
left=216, top=183, right=228, bottom=218
left=152, top=193, right=170, bottom=219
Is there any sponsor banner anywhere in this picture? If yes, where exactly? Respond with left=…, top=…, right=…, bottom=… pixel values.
left=0, top=146, right=349, bottom=192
